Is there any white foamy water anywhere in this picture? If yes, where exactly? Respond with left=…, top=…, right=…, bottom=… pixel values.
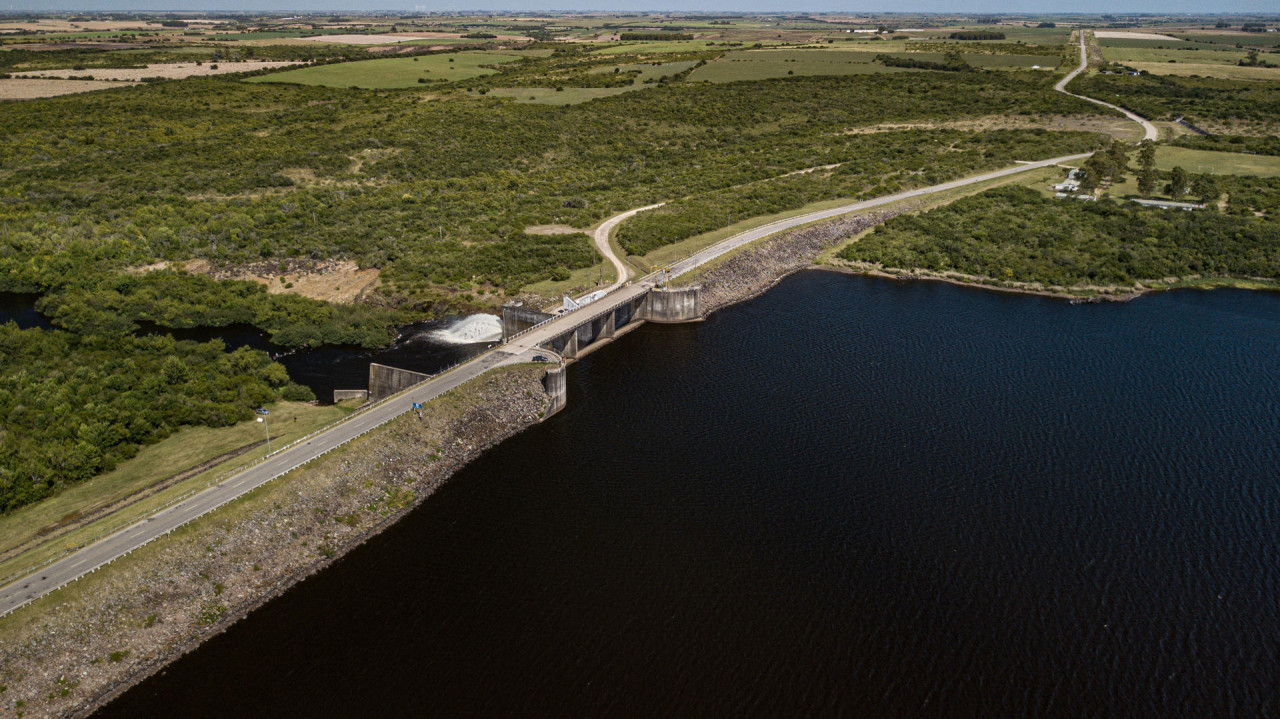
left=430, top=314, right=503, bottom=345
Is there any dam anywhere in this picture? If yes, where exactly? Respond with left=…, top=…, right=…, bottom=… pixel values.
left=363, top=282, right=703, bottom=410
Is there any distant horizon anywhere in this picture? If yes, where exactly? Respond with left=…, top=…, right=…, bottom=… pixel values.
left=4, top=3, right=1279, bottom=16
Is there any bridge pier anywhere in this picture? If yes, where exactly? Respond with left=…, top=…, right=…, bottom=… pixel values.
left=640, top=285, right=702, bottom=323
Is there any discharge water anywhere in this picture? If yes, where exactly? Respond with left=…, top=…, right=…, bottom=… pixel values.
left=98, top=271, right=1280, bottom=717
left=0, top=298, right=500, bottom=402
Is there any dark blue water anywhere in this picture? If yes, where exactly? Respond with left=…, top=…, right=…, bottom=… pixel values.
left=0, top=294, right=487, bottom=402
left=132, top=320, right=488, bottom=403
left=99, top=271, right=1280, bottom=717
left=0, top=293, right=51, bottom=330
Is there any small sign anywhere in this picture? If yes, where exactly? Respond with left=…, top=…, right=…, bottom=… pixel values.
left=412, top=402, right=422, bottom=410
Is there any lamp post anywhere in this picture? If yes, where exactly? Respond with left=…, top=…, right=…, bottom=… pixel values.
left=256, top=415, right=271, bottom=456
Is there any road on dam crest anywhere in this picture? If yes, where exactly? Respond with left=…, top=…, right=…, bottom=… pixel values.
left=0, top=129, right=1122, bottom=616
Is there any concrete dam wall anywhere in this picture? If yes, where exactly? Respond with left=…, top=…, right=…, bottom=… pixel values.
left=368, top=363, right=431, bottom=402
left=640, top=285, right=701, bottom=323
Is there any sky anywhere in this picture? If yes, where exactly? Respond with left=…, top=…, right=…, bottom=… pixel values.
left=4, top=0, right=1277, bottom=13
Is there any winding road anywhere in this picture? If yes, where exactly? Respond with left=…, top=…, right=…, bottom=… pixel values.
left=0, top=51, right=1143, bottom=618
left=1056, top=30, right=1160, bottom=142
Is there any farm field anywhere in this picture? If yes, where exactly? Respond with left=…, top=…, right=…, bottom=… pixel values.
left=14, top=60, right=301, bottom=81
left=1094, top=31, right=1183, bottom=42
left=1101, top=46, right=1252, bottom=65
left=0, top=77, right=133, bottom=99
left=1154, top=146, right=1280, bottom=177
left=246, top=51, right=526, bottom=88
left=688, top=49, right=1058, bottom=83
left=483, top=85, right=638, bottom=104
left=1124, top=62, right=1280, bottom=81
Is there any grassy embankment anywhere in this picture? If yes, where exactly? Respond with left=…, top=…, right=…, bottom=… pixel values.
left=245, top=50, right=528, bottom=89
left=0, top=399, right=361, bottom=586
left=0, top=363, right=549, bottom=717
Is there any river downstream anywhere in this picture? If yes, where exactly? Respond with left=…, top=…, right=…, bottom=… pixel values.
left=99, top=270, right=1280, bottom=717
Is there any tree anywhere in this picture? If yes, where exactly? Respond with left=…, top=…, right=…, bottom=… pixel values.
left=1107, top=141, right=1130, bottom=184
left=1138, top=141, right=1156, bottom=172
left=1137, top=166, right=1158, bottom=196
left=1191, top=174, right=1220, bottom=204
left=1166, top=166, right=1189, bottom=199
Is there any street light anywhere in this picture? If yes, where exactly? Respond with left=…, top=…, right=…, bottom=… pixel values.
left=256, top=415, right=271, bottom=456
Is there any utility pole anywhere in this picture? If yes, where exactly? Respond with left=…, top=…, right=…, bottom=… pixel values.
left=256, top=414, right=271, bottom=456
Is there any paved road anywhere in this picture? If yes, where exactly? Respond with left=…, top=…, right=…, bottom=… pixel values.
left=663, top=152, right=1092, bottom=279
left=592, top=203, right=663, bottom=292
left=0, top=152, right=1097, bottom=618
left=1056, top=30, right=1160, bottom=142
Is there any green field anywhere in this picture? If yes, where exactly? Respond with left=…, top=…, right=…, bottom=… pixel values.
left=1178, top=32, right=1280, bottom=49
left=482, top=60, right=698, bottom=104
left=688, top=49, right=1058, bottom=83
left=1154, top=146, right=1280, bottom=177
left=591, top=40, right=736, bottom=55
left=246, top=50, right=526, bottom=88
left=1101, top=45, right=1252, bottom=65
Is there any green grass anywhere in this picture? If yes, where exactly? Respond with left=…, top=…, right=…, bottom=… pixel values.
left=1153, top=146, right=1280, bottom=177
left=0, top=399, right=360, bottom=585
left=1102, top=46, right=1253, bottom=65
left=245, top=51, right=525, bottom=89
left=589, top=59, right=697, bottom=81
left=483, top=59, right=696, bottom=105
left=688, top=49, right=1059, bottom=84
left=482, top=85, right=640, bottom=105
left=590, top=40, right=741, bottom=55
left=1177, top=32, right=1280, bottom=49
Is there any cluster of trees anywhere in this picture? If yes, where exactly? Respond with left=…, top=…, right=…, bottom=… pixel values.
left=949, top=31, right=1005, bottom=41
left=842, top=185, right=1280, bottom=290
left=875, top=51, right=969, bottom=72
left=1076, top=139, right=1132, bottom=193
left=1168, top=133, right=1280, bottom=157
left=1, top=68, right=1101, bottom=305
left=32, top=270, right=403, bottom=348
left=0, top=325, right=312, bottom=513
left=1068, top=72, right=1280, bottom=127
left=618, top=129, right=1106, bottom=256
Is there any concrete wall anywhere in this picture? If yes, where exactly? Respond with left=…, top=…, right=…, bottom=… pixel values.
left=502, top=302, right=556, bottom=341
left=640, top=285, right=702, bottom=323
left=333, top=389, right=369, bottom=403
left=368, top=363, right=431, bottom=402
left=542, top=364, right=567, bottom=418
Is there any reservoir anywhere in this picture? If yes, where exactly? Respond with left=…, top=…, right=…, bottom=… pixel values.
left=98, top=270, right=1280, bottom=717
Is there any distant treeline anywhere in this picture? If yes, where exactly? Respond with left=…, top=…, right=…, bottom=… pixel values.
left=876, top=53, right=969, bottom=72
left=949, top=31, right=1006, bottom=41
left=619, top=32, right=693, bottom=41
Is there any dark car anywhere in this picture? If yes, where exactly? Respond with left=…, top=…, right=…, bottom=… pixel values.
left=532, top=355, right=550, bottom=362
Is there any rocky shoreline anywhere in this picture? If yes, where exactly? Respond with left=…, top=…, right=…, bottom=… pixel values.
left=0, top=365, right=552, bottom=718
left=691, top=208, right=912, bottom=315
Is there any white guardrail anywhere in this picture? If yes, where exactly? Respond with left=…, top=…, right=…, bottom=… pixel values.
left=2, top=198, right=854, bottom=612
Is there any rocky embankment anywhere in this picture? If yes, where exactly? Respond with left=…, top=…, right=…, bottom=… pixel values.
left=0, top=366, right=552, bottom=718
left=694, top=208, right=910, bottom=314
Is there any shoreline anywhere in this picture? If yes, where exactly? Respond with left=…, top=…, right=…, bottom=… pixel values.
left=11, top=200, right=1277, bottom=717
left=817, top=262, right=1280, bottom=302
left=0, top=366, right=555, bottom=718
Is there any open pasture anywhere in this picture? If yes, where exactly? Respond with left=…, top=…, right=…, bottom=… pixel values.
left=15, top=60, right=302, bottom=82
left=1154, top=147, right=1280, bottom=178
left=1101, top=45, right=1252, bottom=65
left=688, top=48, right=1058, bottom=83
left=0, top=77, right=132, bottom=99
left=246, top=51, right=526, bottom=89
left=1124, top=62, right=1280, bottom=82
